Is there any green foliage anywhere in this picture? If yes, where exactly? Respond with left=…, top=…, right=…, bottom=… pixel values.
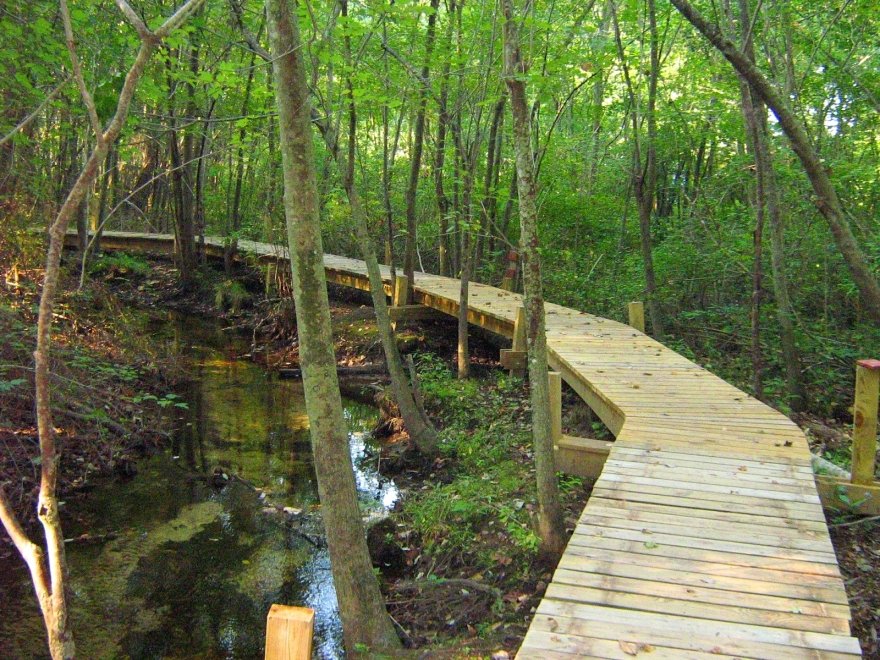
left=0, top=378, right=27, bottom=393
left=70, top=352, right=139, bottom=383
left=214, top=280, right=251, bottom=314
left=403, top=354, right=542, bottom=562
left=89, top=253, right=151, bottom=279
left=132, top=392, right=189, bottom=409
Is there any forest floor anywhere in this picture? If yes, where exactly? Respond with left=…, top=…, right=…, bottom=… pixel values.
left=2, top=250, right=878, bottom=657
left=0, top=260, right=187, bottom=537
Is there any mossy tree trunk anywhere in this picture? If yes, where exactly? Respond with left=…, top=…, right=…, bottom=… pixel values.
left=501, top=0, right=567, bottom=560
left=265, top=0, right=401, bottom=652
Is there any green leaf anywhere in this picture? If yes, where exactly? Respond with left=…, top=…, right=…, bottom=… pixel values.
left=0, top=378, right=26, bottom=393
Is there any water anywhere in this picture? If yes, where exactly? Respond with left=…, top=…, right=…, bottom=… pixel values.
left=0, top=312, right=397, bottom=659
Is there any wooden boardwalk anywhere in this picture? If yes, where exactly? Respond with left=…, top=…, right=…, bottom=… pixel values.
left=89, top=233, right=862, bottom=658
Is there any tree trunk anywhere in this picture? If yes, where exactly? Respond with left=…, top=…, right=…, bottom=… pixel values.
left=434, top=4, right=453, bottom=276
left=167, top=80, right=197, bottom=288
left=265, top=0, right=401, bottom=652
left=456, top=157, right=476, bottom=380
left=613, top=0, right=665, bottom=338
left=640, top=0, right=664, bottom=337
left=0, top=3, right=205, bottom=656
left=735, top=0, right=806, bottom=410
left=670, top=0, right=880, bottom=324
left=474, top=96, right=506, bottom=272
left=327, top=0, right=439, bottom=456
left=402, top=0, right=440, bottom=292
left=737, top=72, right=766, bottom=400
left=501, top=0, right=566, bottom=560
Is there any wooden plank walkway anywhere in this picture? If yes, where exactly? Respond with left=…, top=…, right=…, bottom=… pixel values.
left=88, top=233, right=862, bottom=658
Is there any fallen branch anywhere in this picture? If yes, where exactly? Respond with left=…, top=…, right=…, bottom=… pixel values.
left=393, top=578, right=503, bottom=600
left=831, top=515, right=880, bottom=528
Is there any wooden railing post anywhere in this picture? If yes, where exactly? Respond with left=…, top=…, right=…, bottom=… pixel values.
left=265, top=604, right=314, bottom=660
left=500, top=249, right=518, bottom=291
left=500, top=306, right=528, bottom=376
left=852, top=359, right=880, bottom=485
left=627, top=301, right=645, bottom=333
left=512, top=306, right=527, bottom=353
left=392, top=274, right=410, bottom=307
left=549, top=371, right=562, bottom=444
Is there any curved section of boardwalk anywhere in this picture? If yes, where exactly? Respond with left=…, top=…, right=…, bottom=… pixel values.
left=90, top=233, right=862, bottom=658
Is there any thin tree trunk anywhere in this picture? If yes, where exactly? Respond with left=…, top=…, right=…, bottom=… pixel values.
left=265, top=0, right=401, bottom=651
left=670, top=0, right=880, bottom=324
left=402, top=0, right=441, bottom=291
left=736, top=0, right=806, bottom=410
left=613, top=0, right=665, bottom=337
left=501, top=0, right=566, bottom=560
left=167, top=71, right=197, bottom=288
left=475, top=96, right=506, bottom=271
left=456, top=152, right=477, bottom=379
left=435, top=3, right=454, bottom=276
left=737, top=72, right=766, bottom=400
left=324, top=0, right=439, bottom=455
left=0, top=2, right=205, bottom=656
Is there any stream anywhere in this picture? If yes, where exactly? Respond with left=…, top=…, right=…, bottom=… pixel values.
left=0, top=312, right=398, bottom=659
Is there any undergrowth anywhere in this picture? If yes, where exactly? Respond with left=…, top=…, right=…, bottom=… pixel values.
left=404, top=352, right=586, bottom=572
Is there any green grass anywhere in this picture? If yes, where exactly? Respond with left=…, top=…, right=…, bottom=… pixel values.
left=89, top=252, right=151, bottom=278
left=400, top=354, right=584, bottom=568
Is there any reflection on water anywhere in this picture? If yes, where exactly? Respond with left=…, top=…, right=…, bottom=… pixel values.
left=0, top=312, right=397, bottom=659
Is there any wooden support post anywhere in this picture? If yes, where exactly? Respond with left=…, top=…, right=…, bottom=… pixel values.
left=627, top=301, right=645, bottom=333
left=549, top=371, right=562, bottom=444
left=512, top=306, right=527, bottom=352
left=852, top=359, right=880, bottom=485
left=264, top=262, right=275, bottom=296
left=392, top=274, right=410, bottom=307
left=265, top=604, right=314, bottom=660
left=504, top=306, right=528, bottom=377
left=500, top=249, right=518, bottom=291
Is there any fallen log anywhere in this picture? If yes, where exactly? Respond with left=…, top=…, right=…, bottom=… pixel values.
left=278, top=363, right=388, bottom=379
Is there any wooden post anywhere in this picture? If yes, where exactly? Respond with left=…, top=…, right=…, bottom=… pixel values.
left=549, top=371, right=562, bottom=444
left=505, top=305, right=527, bottom=377
left=265, top=604, right=314, bottom=660
left=512, top=306, right=527, bottom=352
left=627, top=301, right=645, bottom=333
left=852, top=359, right=880, bottom=485
left=392, top=274, right=409, bottom=307
left=500, top=249, right=518, bottom=291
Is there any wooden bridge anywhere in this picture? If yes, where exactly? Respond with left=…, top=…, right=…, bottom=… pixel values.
left=79, top=232, right=863, bottom=658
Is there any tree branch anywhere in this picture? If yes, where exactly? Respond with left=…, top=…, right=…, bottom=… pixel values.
left=0, top=77, right=71, bottom=148
left=59, top=0, right=104, bottom=144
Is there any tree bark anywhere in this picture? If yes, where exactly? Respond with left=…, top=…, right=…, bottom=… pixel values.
left=434, top=2, right=454, bottom=277
left=735, top=0, right=806, bottom=410
left=402, top=0, right=441, bottom=294
left=501, top=0, right=566, bottom=560
left=265, top=0, right=401, bottom=652
left=670, top=0, right=880, bottom=324
left=326, top=0, right=439, bottom=455
left=613, top=0, right=665, bottom=337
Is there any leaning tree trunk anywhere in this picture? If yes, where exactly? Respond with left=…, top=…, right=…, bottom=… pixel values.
left=670, top=0, right=880, bottom=325
left=264, top=0, right=401, bottom=652
left=330, top=0, right=439, bottom=455
left=501, top=0, right=566, bottom=560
